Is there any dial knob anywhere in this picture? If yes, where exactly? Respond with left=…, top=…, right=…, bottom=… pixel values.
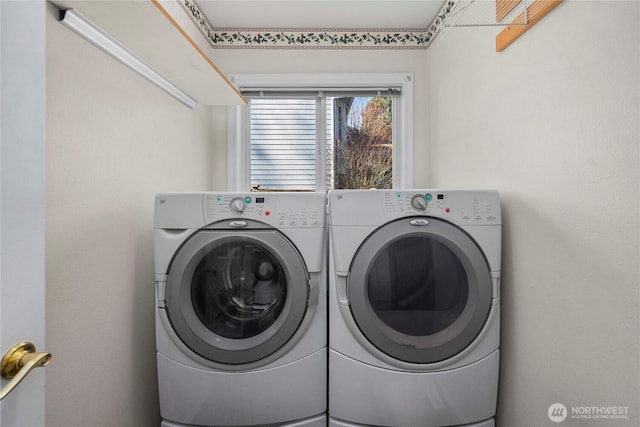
left=411, top=194, right=428, bottom=211
left=229, top=197, right=246, bottom=214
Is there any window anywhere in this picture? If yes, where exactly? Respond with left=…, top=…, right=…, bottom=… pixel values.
left=227, top=74, right=414, bottom=191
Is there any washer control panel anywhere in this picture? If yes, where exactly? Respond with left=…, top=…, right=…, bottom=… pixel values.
left=203, top=193, right=324, bottom=228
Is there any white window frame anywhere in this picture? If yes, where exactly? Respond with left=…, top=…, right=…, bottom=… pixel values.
left=227, top=73, right=414, bottom=191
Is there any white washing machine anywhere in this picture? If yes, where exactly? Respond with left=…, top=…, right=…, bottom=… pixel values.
left=154, top=192, right=327, bottom=426
left=328, top=189, right=501, bottom=427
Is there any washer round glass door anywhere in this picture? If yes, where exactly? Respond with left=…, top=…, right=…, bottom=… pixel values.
left=165, top=226, right=309, bottom=365
left=348, top=217, right=493, bottom=364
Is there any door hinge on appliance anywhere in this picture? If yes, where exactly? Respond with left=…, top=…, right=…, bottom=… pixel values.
left=491, top=272, right=501, bottom=299
left=156, top=277, right=167, bottom=308
left=307, top=279, right=319, bottom=307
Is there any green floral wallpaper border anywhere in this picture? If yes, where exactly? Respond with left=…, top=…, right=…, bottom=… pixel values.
left=179, top=0, right=457, bottom=49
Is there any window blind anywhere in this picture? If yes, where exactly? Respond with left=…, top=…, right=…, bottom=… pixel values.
left=250, top=98, right=317, bottom=191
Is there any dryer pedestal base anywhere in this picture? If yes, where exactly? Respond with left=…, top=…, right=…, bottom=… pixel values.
left=328, top=349, right=499, bottom=427
left=328, top=417, right=494, bottom=427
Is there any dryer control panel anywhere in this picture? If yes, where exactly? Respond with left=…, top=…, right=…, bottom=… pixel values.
left=330, top=189, right=501, bottom=226
left=383, top=191, right=500, bottom=225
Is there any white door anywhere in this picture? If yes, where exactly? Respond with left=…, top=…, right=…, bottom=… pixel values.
left=0, top=1, right=47, bottom=425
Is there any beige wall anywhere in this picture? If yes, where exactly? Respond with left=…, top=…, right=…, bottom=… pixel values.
left=43, top=1, right=639, bottom=426
left=210, top=49, right=429, bottom=188
left=427, top=2, right=639, bottom=426
left=45, top=3, right=214, bottom=425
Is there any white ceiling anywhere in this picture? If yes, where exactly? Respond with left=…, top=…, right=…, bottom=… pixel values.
left=196, top=1, right=446, bottom=30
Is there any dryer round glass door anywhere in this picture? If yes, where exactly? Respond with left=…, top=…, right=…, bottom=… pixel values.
left=165, top=228, right=309, bottom=365
left=348, top=217, right=493, bottom=364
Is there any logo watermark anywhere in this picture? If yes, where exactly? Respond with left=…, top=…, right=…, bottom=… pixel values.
left=548, top=403, right=630, bottom=423
left=548, top=403, right=568, bottom=423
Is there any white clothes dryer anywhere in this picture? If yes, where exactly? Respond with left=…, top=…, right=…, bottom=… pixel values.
left=327, top=189, right=501, bottom=427
left=154, top=192, right=327, bottom=427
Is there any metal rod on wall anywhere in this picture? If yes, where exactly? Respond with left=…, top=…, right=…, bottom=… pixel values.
left=59, top=8, right=197, bottom=108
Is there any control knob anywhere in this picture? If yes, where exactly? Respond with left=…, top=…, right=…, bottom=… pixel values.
left=411, top=194, right=428, bottom=211
left=229, top=197, right=246, bottom=214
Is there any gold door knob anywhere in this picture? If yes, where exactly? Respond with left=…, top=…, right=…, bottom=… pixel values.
left=0, top=342, right=51, bottom=401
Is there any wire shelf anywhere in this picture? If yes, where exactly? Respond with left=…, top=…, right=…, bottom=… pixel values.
left=442, top=0, right=529, bottom=36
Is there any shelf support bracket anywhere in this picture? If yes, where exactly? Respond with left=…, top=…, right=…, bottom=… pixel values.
left=496, top=0, right=563, bottom=52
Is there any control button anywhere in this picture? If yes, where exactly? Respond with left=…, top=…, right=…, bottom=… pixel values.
left=411, top=194, right=428, bottom=211
left=445, top=207, right=451, bottom=213
left=229, top=197, right=246, bottom=214
left=425, top=194, right=433, bottom=201
left=244, top=197, right=252, bottom=204
left=264, top=210, right=271, bottom=216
